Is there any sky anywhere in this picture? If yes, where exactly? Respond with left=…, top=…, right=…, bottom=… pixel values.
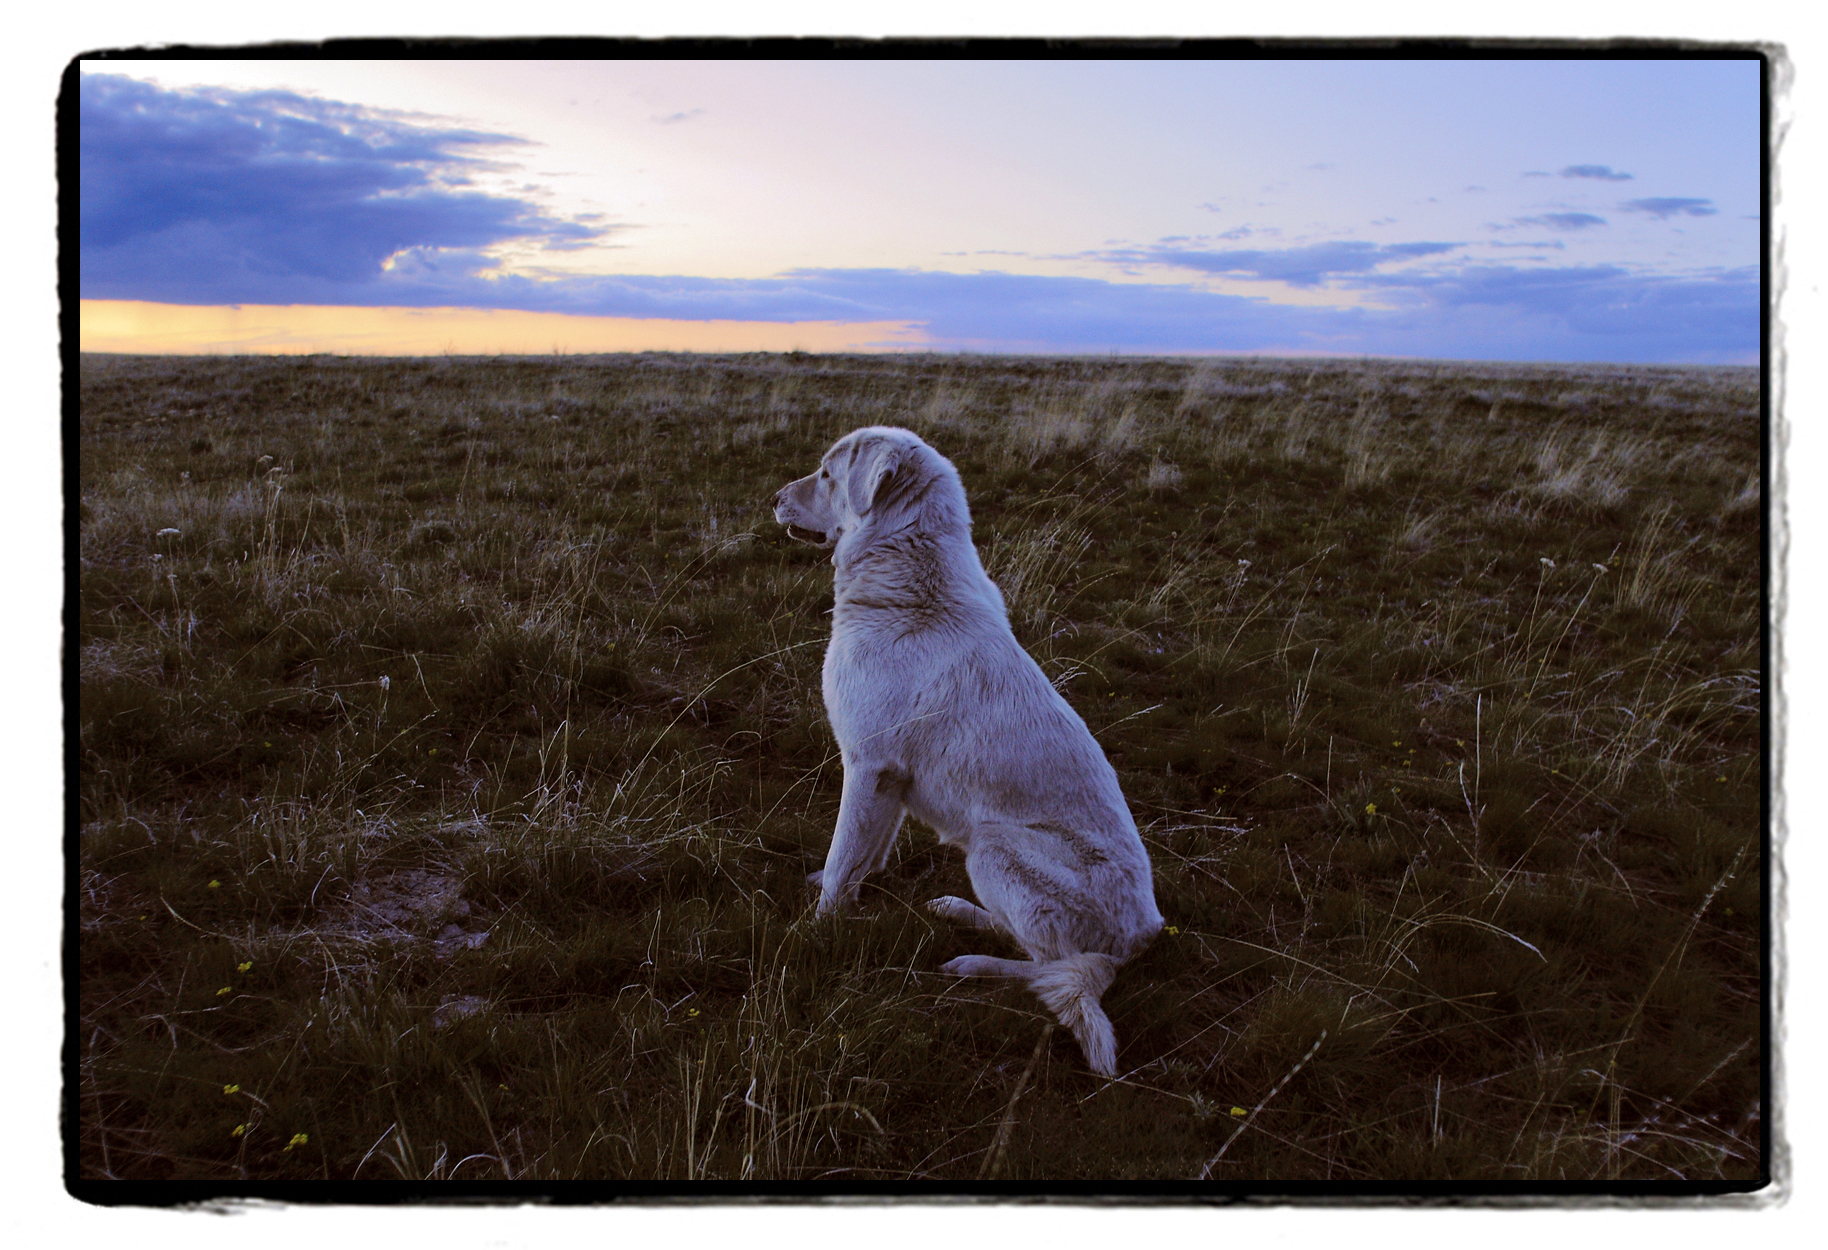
left=77, top=57, right=1763, bottom=362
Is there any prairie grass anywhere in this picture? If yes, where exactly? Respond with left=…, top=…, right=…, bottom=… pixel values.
left=76, top=350, right=1764, bottom=1184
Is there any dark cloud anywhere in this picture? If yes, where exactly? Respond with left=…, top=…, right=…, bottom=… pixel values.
left=1515, top=213, right=1609, bottom=231
left=81, top=239, right=1759, bottom=363
left=80, top=73, right=614, bottom=302
left=1096, top=240, right=1461, bottom=287
left=1348, top=263, right=1755, bottom=361
left=1620, top=197, right=1719, bottom=219
left=173, top=257, right=1743, bottom=364
left=695, top=264, right=1754, bottom=363
left=1561, top=165, right=1634, bottom=181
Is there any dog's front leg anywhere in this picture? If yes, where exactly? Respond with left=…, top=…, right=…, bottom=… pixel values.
left=815, top=763, right=910, bottom=916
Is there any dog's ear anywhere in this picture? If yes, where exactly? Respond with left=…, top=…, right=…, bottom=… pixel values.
left=847, top=437, right=907, bottom=518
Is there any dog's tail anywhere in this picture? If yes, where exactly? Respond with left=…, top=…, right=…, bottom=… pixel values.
left=1024, top=952, right=1122, bottom=1077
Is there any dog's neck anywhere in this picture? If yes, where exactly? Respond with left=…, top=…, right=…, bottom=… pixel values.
left=831, top=505, right=991, bottom=619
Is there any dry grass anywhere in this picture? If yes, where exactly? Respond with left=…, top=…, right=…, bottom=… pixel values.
left=76, top=350, right=1764, bottom=1186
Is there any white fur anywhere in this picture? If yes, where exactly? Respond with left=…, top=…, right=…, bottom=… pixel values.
left=772, top=426, right=1164, bottom=1076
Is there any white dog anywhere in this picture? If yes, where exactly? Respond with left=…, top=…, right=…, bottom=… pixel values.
left=772, top=426, right=1163, bottom=1076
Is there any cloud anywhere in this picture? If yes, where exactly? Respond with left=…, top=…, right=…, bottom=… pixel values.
left=1561, top=165, right=1634, bottom=181
left=1349, top=262, right=1755, bottom=359
left=1514, top=213, right=1609, bottom=231
left=734, top=264, right=1755, bottom=363
left=93, top=256, right=1755, bottom=364
left=80, top=73, right=614, bottom=302
left=651, top=109, right=705, bottom=124
left=1095, top=240, right=1462, bottom=287
left=1620, top=197, right=1720, bottom=219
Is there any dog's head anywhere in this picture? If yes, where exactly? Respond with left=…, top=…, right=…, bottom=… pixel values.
left=772, top=426, right=941, bottom=549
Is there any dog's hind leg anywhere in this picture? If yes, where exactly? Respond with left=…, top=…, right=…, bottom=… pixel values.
left=946, top=831, right=1128, bottom=1075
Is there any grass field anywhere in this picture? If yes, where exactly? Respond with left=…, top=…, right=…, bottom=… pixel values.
left=75, top=349, right=1765, bottom=1184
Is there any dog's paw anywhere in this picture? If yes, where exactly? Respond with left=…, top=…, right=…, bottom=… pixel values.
left=927, top=895, right=973, bottom=921
left=928, top=896, right=1003, bottom=931
left=941, top=954, right=1004, bottom=977
left=805, top=869, right=825, bottom=891
left=926, top=896, right=990, bottom=926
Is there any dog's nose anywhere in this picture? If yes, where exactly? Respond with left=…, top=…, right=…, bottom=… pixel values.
left=771, top=488, right=784, bottom=510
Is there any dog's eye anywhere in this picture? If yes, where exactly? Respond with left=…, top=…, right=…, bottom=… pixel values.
left=820, top=469, right=829, bottom=480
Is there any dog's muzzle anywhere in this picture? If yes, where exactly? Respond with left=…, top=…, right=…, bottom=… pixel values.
left=774, top=486, right=835, bottom=547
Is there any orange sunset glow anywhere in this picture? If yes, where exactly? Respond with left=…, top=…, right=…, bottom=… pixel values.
left=79, top=301, right=926, bottom=356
